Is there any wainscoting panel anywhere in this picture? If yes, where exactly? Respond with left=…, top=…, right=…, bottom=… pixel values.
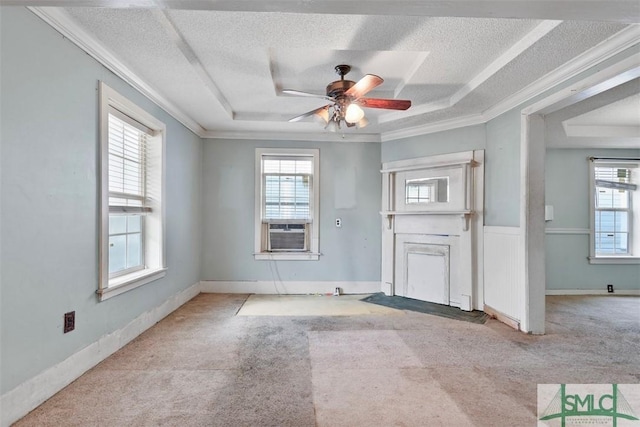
left=483, top=226, right=522, bottom=322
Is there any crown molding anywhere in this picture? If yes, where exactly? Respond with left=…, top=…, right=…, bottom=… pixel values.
left=379, top=98, right=452, bottom=124
left=28, top=6, right=640, bottom=144
left=29, top=7, right=208, bottom=137
left=482, top=24, right=640, bottom=122
left=523, top=54, right=640, bottom=116
left=379, top=20, right=562, bottom=124
left=150, top=10, right=234, bottom=119
left=449, top=20, right=563, bottom=107
left=10, top=1, right=640, bottom=23
left=382, top=25, right=640, bottom=142
left=202, top=130, right=381, bottom=143
left=380, top=114, right=485, bottom=142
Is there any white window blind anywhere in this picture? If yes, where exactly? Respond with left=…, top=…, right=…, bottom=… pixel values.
left=262, top=156, right=312, bottom=221
left=108, top=109, right=151, bottom=276
left=108, top=109, right=151, bottom=214
left=594, top=165, right=632, bottom=255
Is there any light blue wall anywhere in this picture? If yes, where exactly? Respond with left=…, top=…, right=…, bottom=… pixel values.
left=201, top=138, right=381, bottom=282
left=0, top=7, right=203, bottom=394
left=545, top=149, right=640, bottom=290
left=381, top=120, right=523, bottom=227
left=482, top=44, right=640, bottom=228
left=2, top=4, right=639, bottom=402
left=485, top=109, right=522, bottom=226
left=380, top=112, right=522, bottom=227
left=381, top=124, right=486, bottom=163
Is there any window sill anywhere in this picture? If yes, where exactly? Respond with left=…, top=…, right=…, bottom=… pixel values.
left=588, top=256, right=640, bottom=265
left=98, top=267, right=167, bottom=301
left=254, top=252, right=320, bottom=261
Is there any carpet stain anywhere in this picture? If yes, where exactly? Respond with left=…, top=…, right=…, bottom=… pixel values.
left=361, top=292, right=489, bottom=324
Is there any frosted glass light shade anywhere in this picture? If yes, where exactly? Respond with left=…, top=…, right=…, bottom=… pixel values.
left=325, top=120, right=339, bottom=132
left=356, top=117, right=369, bottom=129
left=345, top=103, right=365, bottom=124
left=313, top=108, right=329, bottom=124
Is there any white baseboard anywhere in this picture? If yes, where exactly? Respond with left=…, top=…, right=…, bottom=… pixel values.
left=200, top=280, right=382, bottom=295
left=381, top=282, right=393, bottom=296
left=0, top=282, right=201, bottom=427
left=546, top=289, right=640, bottom=295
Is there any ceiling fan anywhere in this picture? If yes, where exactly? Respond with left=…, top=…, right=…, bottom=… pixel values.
left=285, top=64, right=411, bottom=131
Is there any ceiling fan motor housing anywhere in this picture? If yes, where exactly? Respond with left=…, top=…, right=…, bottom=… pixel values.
left=326, top=80, right=355, bottom=99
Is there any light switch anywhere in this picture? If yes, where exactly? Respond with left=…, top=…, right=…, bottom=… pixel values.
left=545, top=205, right=554, bottom=221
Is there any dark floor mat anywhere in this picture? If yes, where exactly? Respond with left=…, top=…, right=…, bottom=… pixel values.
left=361, top=293, right=489, bottom=324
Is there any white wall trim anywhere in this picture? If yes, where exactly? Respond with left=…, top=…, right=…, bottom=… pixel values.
left=485, top=25, right=640, bottom=122
left=546, top=289, right=640, bottom=295
left=28, top=7, right=639, bottom=144
left=381, top=150, right=475, bottom=172
left=545, top=228, right=590, bottom=234
left=28, top=7, right=207, bottom=138
left=519, top=113, right=547, bottom=335
left=202, top=130, right=381, bottom=143
left=200, top=280, right=381, bottom=295
left=149, top=10, right=234, bottom=119
left=380, top=114, right=485, bottom=142
left=522, top=55, right=640, bottom=116
left=379, top=20, right=563, bottom=124
left=9, top=1, right=640, bottom=23
left=381, top=26, right=640, bottom=143
left=0, top=282, right=201, bottom=427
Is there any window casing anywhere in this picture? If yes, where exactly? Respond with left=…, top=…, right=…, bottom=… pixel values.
left=99, top=82, right=166, bottom=299
left=589, top=158, right=640, bottom=264
left=254, top=148, right=320, bottom=260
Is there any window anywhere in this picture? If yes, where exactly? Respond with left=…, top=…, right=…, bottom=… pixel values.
left=99, top=82, right=166, bottom=299
left=589, top=158, right=640, bottom=264
left=254, top=148, right=320, bottom=260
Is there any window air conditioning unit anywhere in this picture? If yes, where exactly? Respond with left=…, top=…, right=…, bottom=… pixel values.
left=268, top=223, right=307, bottom=251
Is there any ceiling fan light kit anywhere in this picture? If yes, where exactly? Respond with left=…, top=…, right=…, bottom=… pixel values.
left=286, top=64, right=411, bottom=132
left=345, top=103, right=365, bottom=124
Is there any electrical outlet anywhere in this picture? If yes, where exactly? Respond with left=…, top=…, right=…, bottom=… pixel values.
left=64, top=311, right=75, bottom=333
left=335, top=218, right=342, bottom=228
left=607, top=284, right=614, bottom=293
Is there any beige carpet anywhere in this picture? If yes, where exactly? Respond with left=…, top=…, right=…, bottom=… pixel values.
left=236, top=294, right=402, bottom=316
left=14, top=294, right=640, bottom=427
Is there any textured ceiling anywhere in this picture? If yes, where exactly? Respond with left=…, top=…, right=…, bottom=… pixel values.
left=546, top=78, right=640, bottom=148
left=565, top=93, right=640, bottom=127
left=38, top=5, right=636, bottom=140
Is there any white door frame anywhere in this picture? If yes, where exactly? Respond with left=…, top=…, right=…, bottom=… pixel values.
left=519, top=54, right=640, bottom=334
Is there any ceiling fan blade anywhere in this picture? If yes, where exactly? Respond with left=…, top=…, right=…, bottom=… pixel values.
left=345, top=74, right=384, bottom=98
left=357, top=98, right=411, bottom=110
left=282, top=89, right=334, bottom=102
left=288, top=105, right=331, bottom=123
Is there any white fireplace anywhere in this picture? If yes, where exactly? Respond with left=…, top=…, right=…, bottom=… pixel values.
left=380, top=150, right=484, bottom=311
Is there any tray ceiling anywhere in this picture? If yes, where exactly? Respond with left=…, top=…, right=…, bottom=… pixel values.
left=22, top=1, right=639, bottom=141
